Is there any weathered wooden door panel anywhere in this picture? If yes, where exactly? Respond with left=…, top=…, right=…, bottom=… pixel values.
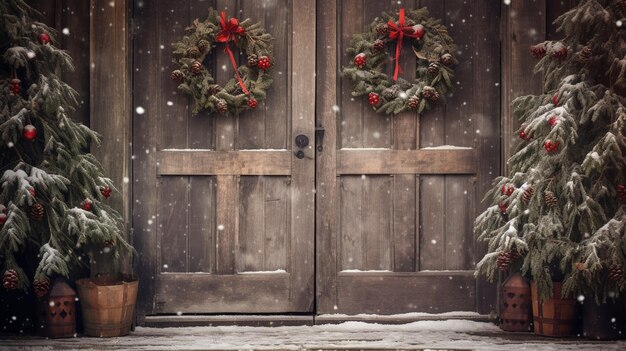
left=133, top=0, right=315, bottom=316
left=316, top=0, right=500, bottom=314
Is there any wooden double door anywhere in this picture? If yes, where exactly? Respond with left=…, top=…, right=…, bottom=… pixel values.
left=133, top=0, right=500, bottom=318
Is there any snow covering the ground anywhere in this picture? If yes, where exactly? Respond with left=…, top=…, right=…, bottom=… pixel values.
left=1, top=319, right=624, bottom=351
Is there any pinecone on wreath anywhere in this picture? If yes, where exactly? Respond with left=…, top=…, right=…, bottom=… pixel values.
left=197, top=39, right=209, bottom=52
left=170, top=70, right=184, bottom=82
left=247, top=54, right=259, bottom=67
left=372, top=39, right=385, bottom=53
left=382, top=86, right=400, bottom=100
left=207, top=84, right=222, bottom=96
left=428, top=62, right=440, bottom=75
left=191, top=61, right=202, bottom=75
left=608, top=265, right=625, bottom=282
left=3, top=269, right=18, bottom=290
left=422, top=86, right=439, bottom=102
left=187, top=46, right=200, bottom=58
left=375, top=23, right=389, bottom=36
left=30, top=203, right=44, bottom=221
left=33, top=277, right=50, bottom=298
left=407, top=95, right=420, bottom=110
left=216, top=99, right=229, bottom=114
left=440, top=53, right=454, bottom=66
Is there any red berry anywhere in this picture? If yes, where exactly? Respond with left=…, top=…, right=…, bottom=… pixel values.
left=499, top=201, right=508, bottom=214
left=100, top=186, right=112, bottom=198
left=38, top=33, right=51, bottom=45
left=501, top=184, right=515, bottom=197
left=519, top=130, right=531, bottom=141
left=543, top=140, right=560, bottom=153
left=257, top=56, right=271, bottom=70
left=0, top=213, right=7, bottom=226
left=354, top=54, right=366, bottom=69
left=22, top=124, right=37, bottom=141
left=551, top=94, right=559, bottom=106
left=368, top=92, right=380, bottom=107
left=247, top=98, right=258, bottom=109
left=81, top=199, right=93, bottom=211
left=548, top=115, right=558, bottom=127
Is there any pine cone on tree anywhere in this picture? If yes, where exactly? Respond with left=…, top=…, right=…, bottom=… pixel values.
left=187, top=46, right=200, bottom=58
left=522, top=186, right=535, bottom=203
left=33, top=277, right=50, bottom=298
left=247, top=54, right=259, bottom=67
left=372, top=39, right=385, bottom=53
left=428, top=62, right=440, bottom=75
left=407, top=95, right=420, bottom=110
left=578, top=46, right=592, bottom=63
left=216, top=99, right=229, bottom=114
left=551, top=42, right=568, bottom=60
left=497, top=251, right=520, bottom=271
left=608, top=265, right=625, bottom=281
left=544, top=190, right=558, bottom=208
left=530, top=43, right=547, bottom=58
left=375, top=23, right=389, bottom=36
left=30, top=203, right=44, bottom=221
left=170, top=70, right=184, bottom=82
left=191, top=61, right=202, bottom=75
left=197, top=39, right=209, bottom=52
left=3, top=269, right=18, bottom=290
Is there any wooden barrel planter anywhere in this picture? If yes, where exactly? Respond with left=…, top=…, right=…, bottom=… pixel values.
left=582, top=298, right=625, bottom=340
left=530, top=282, right=576, bottom=337
left=500, top=273, right=532, bottom=332
left=76, top=278, right=138, bottom=337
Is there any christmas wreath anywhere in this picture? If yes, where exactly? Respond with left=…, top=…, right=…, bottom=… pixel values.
left=343, top=8, right=457, bottom=115
left=171, top=9, right=273, bottom=115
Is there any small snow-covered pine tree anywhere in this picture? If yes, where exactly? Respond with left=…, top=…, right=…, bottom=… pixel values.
left=475, top=0, right=626, bottom=303
left=0, top=0, right=131, bottom=294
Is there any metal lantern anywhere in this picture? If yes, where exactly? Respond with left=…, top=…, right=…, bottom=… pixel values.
left=37, top=279, right=76, bottom=338
left=500, top=272, right=532, bottom=332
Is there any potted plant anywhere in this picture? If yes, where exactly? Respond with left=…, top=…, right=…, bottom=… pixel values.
left=0, top=0, right=135, bottom=337
left=475, top=0, right=625, bottom=338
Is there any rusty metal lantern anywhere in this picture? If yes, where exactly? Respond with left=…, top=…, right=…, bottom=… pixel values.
left=37, top=279, right=76, bottom=338
left=500, top=272, right=532, bottom=332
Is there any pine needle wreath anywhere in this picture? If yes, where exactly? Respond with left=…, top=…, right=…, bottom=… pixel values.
left=342, top=8, right=457, bottom=115
left=171, top=8, right=273, bottom=115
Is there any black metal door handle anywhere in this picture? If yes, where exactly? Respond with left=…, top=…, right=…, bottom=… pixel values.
left=295, top=135, right=309, bottom=148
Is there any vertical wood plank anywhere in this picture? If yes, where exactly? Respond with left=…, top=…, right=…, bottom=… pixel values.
left=363, top=176, right=392, bottom=270
left=443, top=0, right=474, bottom=271
left=340, top=177, right=364, bottom=270
left=264, top=177, right=289, bottom=270
left=159, top=178, right=189, bottom=272
left=290, top=0, right=316, bottom=311
left=132, top=0, right=159, bottom=319
left=315, top=0, right=340, bottom=313
left=418, top=0, right=445, bottom=271
left=238, top=0, right=267, bottom=149
left=263, top=0, right=289, bottom=150
left=339, top=0, right=363, bottom=149
left=188, top=177, right=216, bottom=273
left=238, top=176, right=265, bottom=271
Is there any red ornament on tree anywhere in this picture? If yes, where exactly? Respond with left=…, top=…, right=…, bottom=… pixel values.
left=543, top=140, right=560, bottom=153
left=551, top=94, right=559, bottom=106
left=38, top=32, right=51, bottom=45
left=257, top=56, right=271, bottom=70
left=368, top=92, right=380, bottom=107
left=548, top=115, right=559, bottom=127
left=81, top=199, right=93, bottom=211
left=100, top=186, right=112, bottom=199
left=354, top=54, right=366, bottom=69
left=23, top=124, right=37, bottom=141
left=247, top=98, right=258, bottom=109
left=9, top=78, right=21, bottom=95
left=518, top=129, right=531, bottom=141
left=499, top=201, right=509, bottom=215
left=501, top=184, right=515, bottom=197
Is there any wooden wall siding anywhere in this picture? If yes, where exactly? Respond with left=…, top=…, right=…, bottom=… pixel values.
left=316, top=0, right=501, bottom=315
left=134, top=0, right=315, bottom=315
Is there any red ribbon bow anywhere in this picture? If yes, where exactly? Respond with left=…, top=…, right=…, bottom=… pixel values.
left=387, top=8, right=424, bottom=81
left=216, top=12, right=249, bottom=95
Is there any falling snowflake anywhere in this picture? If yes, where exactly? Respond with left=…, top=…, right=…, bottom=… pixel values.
left=135, top=106, right=145, bottom=114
